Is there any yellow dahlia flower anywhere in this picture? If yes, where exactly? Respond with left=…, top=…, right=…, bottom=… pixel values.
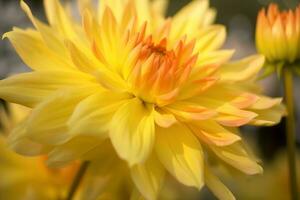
left=1, top=0, right=285, bottom=199
left=256, top=3, right=300, bottom=75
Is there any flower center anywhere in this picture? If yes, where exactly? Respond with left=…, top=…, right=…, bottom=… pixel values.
left=129, top=35, right=197, bottom=106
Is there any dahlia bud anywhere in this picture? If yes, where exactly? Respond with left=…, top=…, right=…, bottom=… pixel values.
left=256, top=3, right=300, bottom=75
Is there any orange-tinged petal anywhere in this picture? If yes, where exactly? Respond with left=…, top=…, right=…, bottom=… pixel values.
left=216, top=104, right=258, bottom=127
left=230, top=93, right=259, bottom=109
left=165, top=101, right=217, bottom=121
left=249, top=96, right=282, bottom=110
left=189, top=120, right=241, bottom=146
left=272, top=15, right=287, bottom=59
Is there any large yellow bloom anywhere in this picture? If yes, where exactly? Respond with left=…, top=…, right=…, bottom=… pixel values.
left=1, top=0, right=285, bottom=199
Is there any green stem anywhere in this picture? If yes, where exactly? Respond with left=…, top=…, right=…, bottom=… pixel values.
left=66, top=161, right=90, bottom=200
left=283, top=67, right=298, bottom=200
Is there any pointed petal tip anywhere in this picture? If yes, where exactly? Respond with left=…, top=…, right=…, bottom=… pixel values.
left=2, top=32, right=8, bottom=40
left=20, top=0, right=32, bottom=15
left=249, top=164, right=263, bottom=175
left=196, top=180, right=205, bottom=190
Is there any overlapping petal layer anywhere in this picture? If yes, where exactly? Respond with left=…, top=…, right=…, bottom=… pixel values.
left=1, top=0, right=285, bottom=199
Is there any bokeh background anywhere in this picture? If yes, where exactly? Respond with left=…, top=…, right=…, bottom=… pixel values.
left=0, top=0, right=299, bottom=199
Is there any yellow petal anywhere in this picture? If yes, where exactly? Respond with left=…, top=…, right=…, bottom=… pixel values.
left=211, top=142, right=263, bottom=175
left=250, top=103, right=286, bottom=126
left=65, top=40, right=99, bottom=73
left=47, top=136, right=103, bottom=167
left=20, top=0, right=67, bottom=56
left=165, top=101, right=216, bottom=121
left=44, top=0, right=77, bottom=38
left=190, top=84, right=256, bottom=109
left=155, top=124, right=204, bottom=189
left=8, top=120, right=51, bottom=156
left=9, top=138, right=50, bottom=156
left=216, top=104, right=258, bottom=127
left=98, top=0, right=126, bottom=21
left=66, top=40, right=128, bottom=91
left=195, top=50, right=235, bottom=72
left=86, top=6, right=130, bottom=76
left=219, top=55, right=265, bottom=82
left=68, top=91, right=131, bottom=137
left=285, top=10, right=299, bottom=62
left=77, top=0, right=95, bottom=15
left=189, top=120, right=241, bottom=146
left=249, top=96, right=282, bottom=110
left=151, top=0, right=168, bottom=18
left=202, top=8, right=216, bottom=27
left=135, top=0, right=151, bottom=25
left=109, top=98, right=155, bottom=166
left=272, top=16, right=287, bottom=60
left=3, top=28, right=74, bottom=70
left=0, top=70, right=94, bottom=107
left=131, top=155, right=165, bottom=200
left=230, top=93, right=259, bottom=109
left=171, top=0, right=213, bottom=38
left=195, top=25, right=226, bottom=53
left=26, top=87, right=99, bottom=145
left=204, top=164, right=235, bottom=200
left=179, top=76, right=219, bottom=100
left=154, top=109, right=177, bottom=128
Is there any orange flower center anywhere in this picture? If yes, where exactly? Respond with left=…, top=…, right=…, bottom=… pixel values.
left=129, top=35, right=197, bottom=106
